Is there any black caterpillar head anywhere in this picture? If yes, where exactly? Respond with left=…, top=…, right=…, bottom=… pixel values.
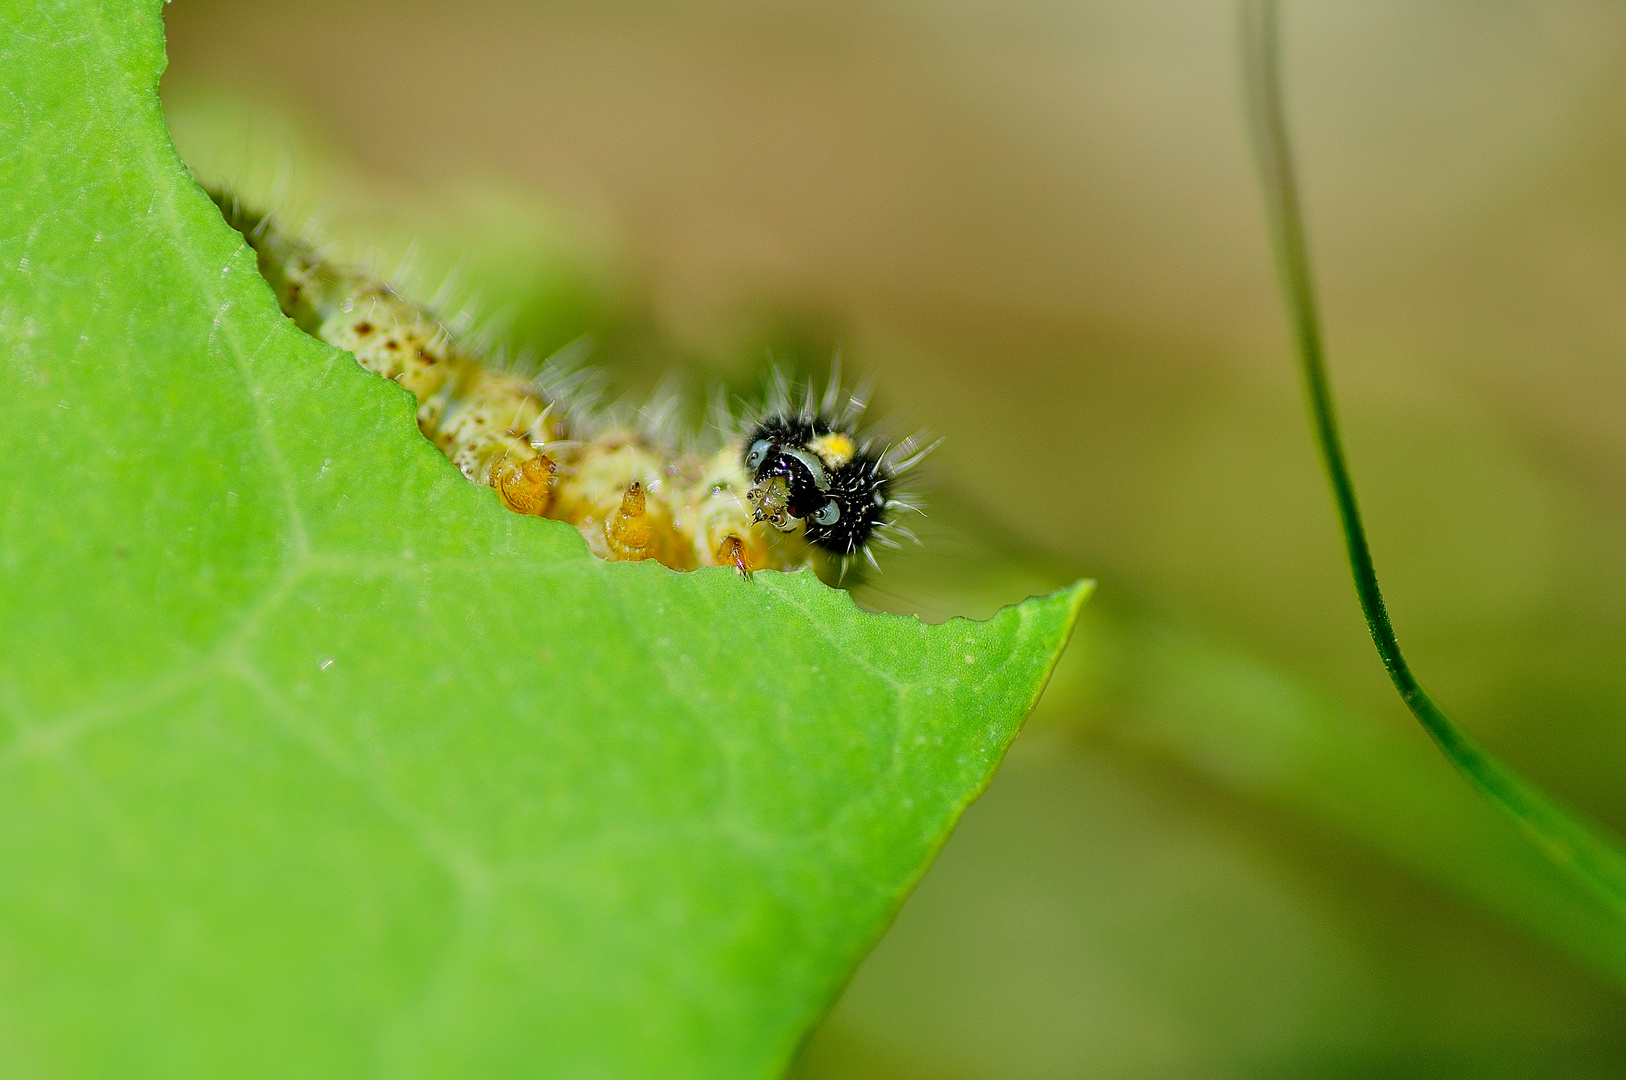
left=743, top=415, right=891, bottom=557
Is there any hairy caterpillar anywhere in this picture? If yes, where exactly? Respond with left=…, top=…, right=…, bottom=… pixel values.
left=212, top=192, right=927, bottom=578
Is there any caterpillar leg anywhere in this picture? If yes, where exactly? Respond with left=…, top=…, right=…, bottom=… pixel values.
left=604, top=482, right=653, bottom=560
left=490, top=452, right=556, bottom=516
left=716, top=534, right=756, bottom=579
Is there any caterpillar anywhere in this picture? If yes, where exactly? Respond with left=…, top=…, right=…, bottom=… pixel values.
left=211, top=192, right=927, bottom=579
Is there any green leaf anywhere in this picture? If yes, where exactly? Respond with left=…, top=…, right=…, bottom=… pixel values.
left=0, top=4, right=1086, bottom=1076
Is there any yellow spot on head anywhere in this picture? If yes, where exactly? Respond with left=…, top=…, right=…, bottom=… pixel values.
left=809, top=431, right=856, bottom=469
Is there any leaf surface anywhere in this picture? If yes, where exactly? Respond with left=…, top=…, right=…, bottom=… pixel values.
left=0, top=4, right=1085, bottom=1076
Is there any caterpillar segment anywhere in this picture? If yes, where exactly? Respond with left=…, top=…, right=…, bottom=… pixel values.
left=212, top=192, right=922, bottom=578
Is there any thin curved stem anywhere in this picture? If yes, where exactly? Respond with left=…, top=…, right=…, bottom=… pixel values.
left=1241, top=0, right=1626, bottom=918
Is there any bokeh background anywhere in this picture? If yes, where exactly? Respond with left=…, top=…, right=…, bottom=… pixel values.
left=161, top=1, right=1626, bottom=1075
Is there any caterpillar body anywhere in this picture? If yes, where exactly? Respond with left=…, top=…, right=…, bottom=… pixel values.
left=214, top=193, right=926, bottom=578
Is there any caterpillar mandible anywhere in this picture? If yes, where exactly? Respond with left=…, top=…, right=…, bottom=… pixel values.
left=212, top=192, right=928, bottom=579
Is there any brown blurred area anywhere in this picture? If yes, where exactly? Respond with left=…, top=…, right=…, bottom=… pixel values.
left=164, top=1, right=1626, bottom=1075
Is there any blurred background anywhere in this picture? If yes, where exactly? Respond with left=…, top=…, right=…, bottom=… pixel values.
left=161, top=1, right=1626, bottom=1075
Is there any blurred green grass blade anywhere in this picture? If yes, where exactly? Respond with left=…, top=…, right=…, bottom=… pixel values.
left=894, top=496, right=1626, bottom=985
left=1106, top=615, right=1626, bottom=988
left=1241, top=0, right=1626, bottom=922
left=0, top=3, right=1086, bottom=1076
